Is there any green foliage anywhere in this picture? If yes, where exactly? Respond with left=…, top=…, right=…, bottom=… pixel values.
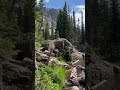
left=50, top=23, right=55, bottom=40
left=35, top=30, right=44, bottom=50
left=55, top=30, right=59, bottom=39
left=0, top=22, right=21, bottom=58
left=56, top=10, right=64, bottom=38
left=56, top=2, right=70, bottom=39
left=35, top=63, right=65, bottom=90
left=80, top=11, right=85, bottom=45
left=62, top=50, right=72, bottom=62
left=57, top=55, right=64, bottom=62
left=3, top=85, right=18, bottom=90
left=44, top=21, right=50, bottom=40
left=35, top=5, right=45, bottom=50
left=0, top=38, right=19, bottom=58
left=0, top=1, right=23, bottom=58
left=86, top=0, right=120, bottom=60
left=56, top=2, right=83, bottom=50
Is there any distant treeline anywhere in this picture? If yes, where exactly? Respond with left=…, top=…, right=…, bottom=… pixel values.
left=0, top=0, right=35, bottom=59
left=86, top=0, right=120, bottom=61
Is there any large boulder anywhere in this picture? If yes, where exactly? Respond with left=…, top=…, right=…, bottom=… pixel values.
left=36, top=52, right=49, bottom=64
left=41, top=38, right=85, bottom=66
left=0, top=55, right=34, bottom=89
left=41, top=38, right=72, bottom=52
left=22, top=57, right=35, bottom=70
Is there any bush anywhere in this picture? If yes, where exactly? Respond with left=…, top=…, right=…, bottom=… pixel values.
left=62, top=50, right=71, bottom=62
left=35, top=63, right=65, bottom=90
left=57, top=55, right=64, bottom=61
left=0, top=37, right=19, bottom=58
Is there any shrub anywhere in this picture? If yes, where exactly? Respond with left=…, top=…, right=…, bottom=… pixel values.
left=35, top=63, right=65, bottom=90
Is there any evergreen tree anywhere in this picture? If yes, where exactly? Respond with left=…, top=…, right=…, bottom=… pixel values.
left=44, top=21, right=50, bottom=40
left=51, top=22, right=55, bottom=39
left=73, top=9, right=78, bottom=46
left=73, top=9, right=76, bottom=31
left=80, top=10, right=85, bottom=44
left=55, top=29, right=59, bottom=39
left=38, top=0, right=44, bottom=10
left=56, top=2, right=82, bottom=50
left=110, top=0, right=120, bottom=57
left=56, top=2, right=69, bottom=39
left=76, top=18, right=81, bottom=49
left=86, top=0, right=120, bottom=60
left=56, top=10, right=64, bottom=38
left=62, top=1, right=69, bottom=38
left=0, top=0, right=35, bottom=89
left=111, top=0, right=119, bottom=41
left=67, top=12, right=74, bottom=44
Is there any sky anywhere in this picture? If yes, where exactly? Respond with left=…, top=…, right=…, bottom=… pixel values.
left=37, top=0, right=85, bottom=9
left=37, top=0, right=85, bottom=26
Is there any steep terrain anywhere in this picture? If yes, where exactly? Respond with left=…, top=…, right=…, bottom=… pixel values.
left=35, top=38, right=85, bottom=90
left=42, top=7, right=60, bottom=31
left=85, top=53, right=120, bottom=90
left=42, top=7, right=60, bottom=22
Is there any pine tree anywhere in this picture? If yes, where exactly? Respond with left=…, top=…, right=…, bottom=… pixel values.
left=44, top=21, right=49, bottom=40
left=55, top=29, right=59, bottom=39
left=80, top=10, right=85, bottom=44
left=76, top=18, right=81, bottom=49
left=73, top=9, right=76, bottom=31
left=72, top=9, right=77, bottom=46
left=56, top=2, right=70, bottom=39
left=51, top=22, right=54, bottom=39
left=62, top=1, right=69, bottom=38
left=56, top=10, right=63, bottom=38
left=110, top=0, right=120, bottom=57
left=38, top=0, right=44, bottom=10
left=111, top=0, right=119, bottom=42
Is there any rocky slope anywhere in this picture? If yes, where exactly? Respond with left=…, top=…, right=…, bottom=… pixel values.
left=36, top=38, right=85, bottom=67
left=36, top=38, right=85, bottom=90
left=0, top=55, right=35, bottom=90
left=42, top=7, right=60, bottom=32
left=42, top=7, right=60, bottom=22
left=85, top=53, right=120, bottom=90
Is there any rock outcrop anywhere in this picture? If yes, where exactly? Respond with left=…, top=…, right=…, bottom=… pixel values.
left=0, top=55, right=34, bottom=89
left=41, top=38, right=85, bottom=67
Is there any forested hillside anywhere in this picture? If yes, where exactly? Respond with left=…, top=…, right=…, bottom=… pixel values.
left=0, top=0, right=35, bottom=59
left=85, top=0, right=120, bottom=89
left=0, top=0, right=35, bottom=89
left=86, top=0, right=120, bottom=61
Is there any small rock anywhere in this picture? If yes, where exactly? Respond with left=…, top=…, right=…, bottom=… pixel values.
left=70, top=67, right=77, bottom=78
left=71, top=86, right=79, bottom=90
left=36, top=52, right=49, bottom=62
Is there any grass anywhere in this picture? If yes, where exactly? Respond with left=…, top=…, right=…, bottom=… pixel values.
left=35, top=62, right=65, bottom=90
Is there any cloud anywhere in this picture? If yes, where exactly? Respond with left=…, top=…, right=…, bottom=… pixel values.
left=36, top=0, right=50, bottom=4
left=70, top=5, right=85, bottom=27
left=75, top=5, right=85, bottom=10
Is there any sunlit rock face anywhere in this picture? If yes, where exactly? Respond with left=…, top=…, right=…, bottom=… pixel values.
left=42, top=7, right=60, bottom=34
